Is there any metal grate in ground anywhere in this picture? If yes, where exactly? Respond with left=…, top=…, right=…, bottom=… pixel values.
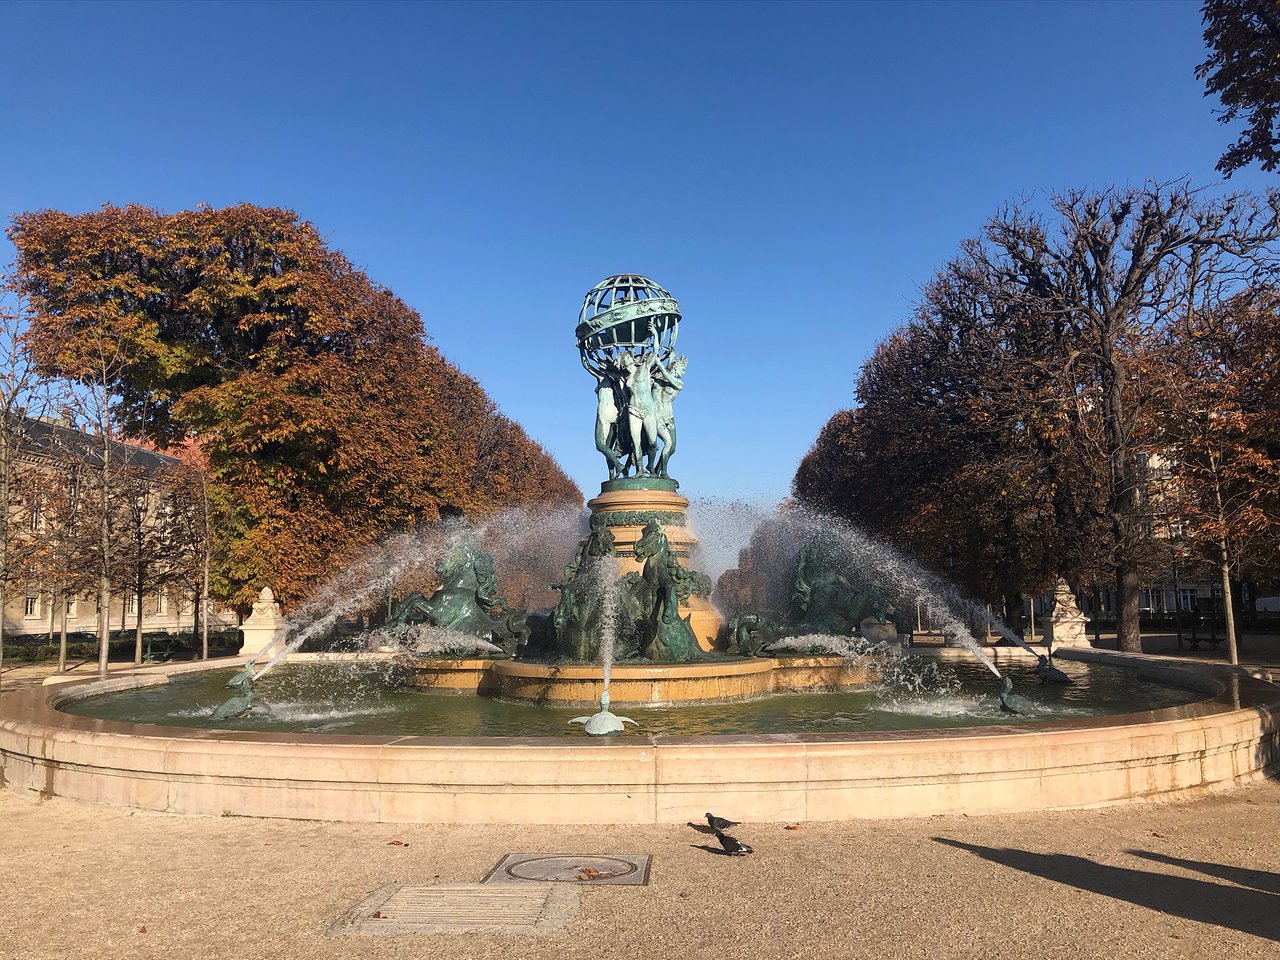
left=483, top=853, right=652, bottom=885
left=327, top=883, right=578, bottom=936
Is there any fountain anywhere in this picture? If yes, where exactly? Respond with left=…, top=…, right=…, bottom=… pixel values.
left=0, top=274, right=1276, bottom=824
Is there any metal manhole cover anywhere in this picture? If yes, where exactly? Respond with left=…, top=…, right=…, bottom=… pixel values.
left=327, top=883, right=578, bottom=936
left=483, top=853, right=652, bottom=885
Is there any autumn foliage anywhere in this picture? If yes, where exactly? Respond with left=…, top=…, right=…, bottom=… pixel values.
left=9, top=204, right=580, bottom=607
left=795, top=183, right=1280, bottom=654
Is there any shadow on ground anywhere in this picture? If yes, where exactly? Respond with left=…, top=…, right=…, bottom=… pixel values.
left=933, top=837, right=1279, bottom=943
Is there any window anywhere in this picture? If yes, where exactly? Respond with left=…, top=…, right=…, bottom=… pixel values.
left=125, top=593, right=136, bottom=615
left=24, top=596, right=39, bottom=619
left=28, top=498, right=42, bottom=534
left=156, top=591, right=167, bottom=615
left=1179, top=589, right=1196, bottom=612
left=66, top=599, right=77, bottom=618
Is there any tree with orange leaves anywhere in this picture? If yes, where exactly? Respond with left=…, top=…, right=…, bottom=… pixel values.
left=10, top=204, right=579, bottom=612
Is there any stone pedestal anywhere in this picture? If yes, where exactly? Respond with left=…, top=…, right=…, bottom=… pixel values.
left=238, top=587, right=285, bottom=658
left=1044, top=578, right=1089, bottom=648
left=585, top=479, right=722, bottom=649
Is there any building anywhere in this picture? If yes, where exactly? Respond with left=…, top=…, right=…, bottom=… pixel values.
left=3, top=415, right=237, bottom=640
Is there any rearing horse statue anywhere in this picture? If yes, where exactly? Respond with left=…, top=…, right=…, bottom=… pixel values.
left=631, top=520, right=707, bottom=662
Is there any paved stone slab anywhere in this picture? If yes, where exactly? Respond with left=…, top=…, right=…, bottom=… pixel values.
left=327, top=883, right=578, bottom=935
left=482, top=852, right=653, bottom=885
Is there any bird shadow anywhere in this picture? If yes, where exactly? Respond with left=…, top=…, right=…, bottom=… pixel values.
left=686, top=822, right=717, bottom=835
left=933, top=837, right=1279, bottom=943
left=690, top=843, right=734, bottom=856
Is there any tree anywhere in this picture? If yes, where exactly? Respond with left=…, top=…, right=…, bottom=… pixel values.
left=160, top=443, right=233, bottom=659
left=1159, top=288, right=1280, bottom=663
left=116, top=463, right=169, bottom=665
left=27, top=455, right=92, bottom=672
left=11, top=204, right=580, bottom=611
left=797, top=183, right=1280, bottom=652
left=0, top=266, right=60, bottom=687
left=946, top=183, right=1279, bottom=651
left=1198, top=1, right=1280, bottom=176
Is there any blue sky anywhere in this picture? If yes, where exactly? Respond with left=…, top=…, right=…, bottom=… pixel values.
left=0, top=0, right=1271, bottom=503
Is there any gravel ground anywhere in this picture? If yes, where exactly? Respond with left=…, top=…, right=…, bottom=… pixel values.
left=2, top=782, right=1277, bottom=960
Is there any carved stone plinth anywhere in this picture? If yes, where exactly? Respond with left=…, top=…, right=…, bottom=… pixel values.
left=1044, top=578, right=1089, bottom=648
left=238, top=586, right=285, bottom=658
left=585, top=482, right=722, bottom=649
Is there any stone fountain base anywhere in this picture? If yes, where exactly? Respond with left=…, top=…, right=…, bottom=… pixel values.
left=404, top=656, right=873, bottom=707
left=586, top=480, right=722, bottom=649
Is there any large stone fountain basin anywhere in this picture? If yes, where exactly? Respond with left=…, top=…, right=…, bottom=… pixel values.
left=407, top=656, right=872, bottom=706
left=0, top=649, right=1275, bottom=824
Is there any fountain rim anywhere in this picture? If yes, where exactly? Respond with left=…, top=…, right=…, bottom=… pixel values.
left=4, top=648, right=1276, bottom=824
left=18, top=648, right=1276, bottom=747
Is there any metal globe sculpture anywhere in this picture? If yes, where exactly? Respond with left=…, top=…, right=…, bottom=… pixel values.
left=577, top=275, right=688, bottom=482
left=576, top=274, right=681, bottom=357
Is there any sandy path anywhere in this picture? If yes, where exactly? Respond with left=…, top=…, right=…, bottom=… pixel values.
left=2, top=782, right=1277, bottom=960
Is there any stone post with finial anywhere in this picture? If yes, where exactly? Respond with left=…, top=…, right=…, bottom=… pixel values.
left=237, top=587, right=285, bottom=658
left=1044, top=578, right=1090, bottom=648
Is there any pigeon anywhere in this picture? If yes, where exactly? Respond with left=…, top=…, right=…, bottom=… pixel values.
left=706, top=812, right=740, bottom=832
left=1035, top=654, right=1072, bottom=684
left=713, top=829, right=753, bottom=855
left=998, top=676, right=1020, bottom=715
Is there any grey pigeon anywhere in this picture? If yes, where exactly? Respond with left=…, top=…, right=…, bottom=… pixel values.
left=714, top=829, right=753, bottom=855
left=706, top=812, right=739, bottom=831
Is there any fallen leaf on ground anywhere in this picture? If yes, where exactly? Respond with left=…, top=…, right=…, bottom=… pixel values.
left=387, top=840, right=405, bottom=846
left=784, top=824, right=803, bottom=830
left=137, top=926, right=147, bottom=934
left=579, top=867, right=603, bottom=880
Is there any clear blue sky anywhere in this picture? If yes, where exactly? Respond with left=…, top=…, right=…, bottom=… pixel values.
left=0, top=0, right=1271, bottom=503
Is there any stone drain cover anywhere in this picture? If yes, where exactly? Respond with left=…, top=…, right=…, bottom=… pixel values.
left=327, top=883, right=578, bottom=936
left=483, top=853, right=652, bottom=885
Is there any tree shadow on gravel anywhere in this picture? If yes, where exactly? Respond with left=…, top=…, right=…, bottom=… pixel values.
left=1128, top=850, right=1280, bottom=896
left=933, top=838, right=1279, bottom=943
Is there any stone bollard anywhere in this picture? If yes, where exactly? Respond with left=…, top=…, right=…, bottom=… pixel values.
left=1044, top=578, right=1090, bottom=648
left=237, top=587, right=285, bottom=657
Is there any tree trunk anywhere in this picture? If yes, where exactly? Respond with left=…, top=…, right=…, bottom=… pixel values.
left=1172, top=559, right=1184, bottom=649
left=133, top=586, right=143, bottom=666
left=1116, top=565, right=1143, bottom=652
left=192, top=586, right=201, bottom=654
left=200, top=478, right=210, bottom=660
left=97, top=578, right=111, bottom=673
left=58, top=595, right=68, bottom=674
left=201, top=550, right=210, bottom=661
left=1003, top=589, right=1024, bottom=639
left=1219, top=542, right=1239, bottom=666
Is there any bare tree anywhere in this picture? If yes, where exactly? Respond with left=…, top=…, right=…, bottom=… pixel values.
left=0, top=267, right=59, bottom=688
left=949, top=183, right=1279, bottom=651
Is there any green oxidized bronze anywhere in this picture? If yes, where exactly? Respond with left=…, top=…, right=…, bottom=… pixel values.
left=549, top=526, right=623, bottom=661
left=579, top=276, right=686, bottom=482
left=210, top=661, right=259, bottom=720
left=720, top=532, right=899, bottom=654
left=589, top=510, right=687, bottom=529
left=547, top=520, right=712, bottom=663
left=627, top=519, right=711, bottom=661
left=790, top=533, right=892, bottom=635
left=388, top=538, right=528, bottom=656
